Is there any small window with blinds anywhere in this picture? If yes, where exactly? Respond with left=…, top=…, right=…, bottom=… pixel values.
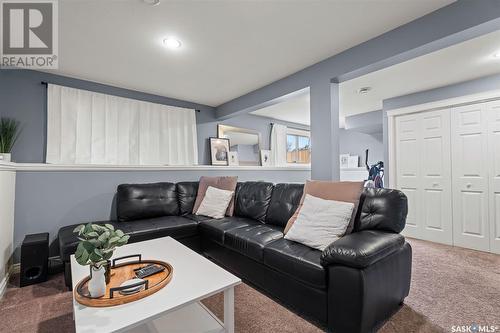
left=46, top=84, right=198, bottom=166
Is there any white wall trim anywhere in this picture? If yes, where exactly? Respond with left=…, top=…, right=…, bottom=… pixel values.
left=0, top=162, right=311, bottom=172
left=385, top=88, right=500, bottom=117
left=387, top=115, right=396, bottom=189
left=0, top=273, right=9, bottom=299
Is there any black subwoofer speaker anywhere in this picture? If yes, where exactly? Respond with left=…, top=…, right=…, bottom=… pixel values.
left=20, top=233, right=49, bottom=287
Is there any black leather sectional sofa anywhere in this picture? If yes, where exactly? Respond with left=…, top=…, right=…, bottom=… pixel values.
left=58, top=181, right=411, bottom=333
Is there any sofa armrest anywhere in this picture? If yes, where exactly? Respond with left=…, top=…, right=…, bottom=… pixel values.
left=320, top=230, right=405, bottom=269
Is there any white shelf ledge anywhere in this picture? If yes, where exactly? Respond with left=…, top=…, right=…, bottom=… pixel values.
left=0, top=162, right=311, bottom=172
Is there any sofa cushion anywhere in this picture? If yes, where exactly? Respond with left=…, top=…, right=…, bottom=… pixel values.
left=234, top=181, right=274, bottom=222
left=263, top=238, right=326, bottom=289
left=176, top=182, right=199, bottom=215
left=184, top=214, right=213, bottom=223
left=118, top=216, right=198, bottom=242
left=225, top=224, right=283, bottom=262
left=58, top=216, right=197, bottom=262
left=199, top=216, right=260, bottom=244
left=265, top=183, right=304, bottom=227
left=117, top=182, right=179, bottom=221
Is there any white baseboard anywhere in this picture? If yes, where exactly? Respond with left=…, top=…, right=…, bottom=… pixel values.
left=0, top=263, right=19, bottom=299
left=0, top=272, right=10, bottom=299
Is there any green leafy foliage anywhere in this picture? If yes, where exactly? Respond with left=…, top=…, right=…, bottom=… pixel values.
left=0, top=118, right=21, bottom=153
left=73, top=223, right=129, bottom=268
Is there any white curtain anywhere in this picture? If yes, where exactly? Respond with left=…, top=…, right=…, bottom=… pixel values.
left=46, top=84, right=198, bottom=165
left=270, top=123, right=287, bottom=166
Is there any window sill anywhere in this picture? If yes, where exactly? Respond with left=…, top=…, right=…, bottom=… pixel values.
left=0, top=162, right=312, bottom=172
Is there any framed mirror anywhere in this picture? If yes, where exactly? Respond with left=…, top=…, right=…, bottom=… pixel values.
left=218, top=124, right=261, bottom=166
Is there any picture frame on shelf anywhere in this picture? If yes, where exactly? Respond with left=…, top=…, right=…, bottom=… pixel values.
left=348, top=155, right=359, bottom=168
left=209, top=137, right=230, bottom=166
left=260, top=150, right=271, bottom=167
left=340, top=154, right=349, bottom=168
left=228, top=151, right=239, bottom=166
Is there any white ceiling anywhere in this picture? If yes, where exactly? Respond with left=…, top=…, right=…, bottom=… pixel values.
left=340, top=29, right=500, bottom=116
left=54, top=0, right=453, bottom=106
left=251, top=92, right=310, bottom=125
left=251, top=29, right=500, bottom=125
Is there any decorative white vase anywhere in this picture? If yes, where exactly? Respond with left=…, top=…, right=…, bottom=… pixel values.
left=0, top=153, right=11, bottom=162
left=88, top=266, right=106, bottom=298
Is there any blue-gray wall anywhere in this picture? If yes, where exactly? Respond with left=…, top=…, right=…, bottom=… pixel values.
left=339, top=129, right=383, bottom=167
left=345, top=110, right=383, bottom=134
left=14, top=168, right=310, bottom=261
left=382, top=72, right=500, bottom=185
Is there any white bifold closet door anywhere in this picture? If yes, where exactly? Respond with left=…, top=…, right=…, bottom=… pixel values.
left=395, top=114, right=420, bottom=239
left=451, top=103, right=490, bottom=252
left=486, top=101, right=500, bottom=253
left=395, top=110, right=453, bottom=244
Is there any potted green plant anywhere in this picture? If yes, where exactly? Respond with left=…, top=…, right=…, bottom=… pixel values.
left=73, top=223, right=130, bottom=297
left=0, top=117, right=21, bottom=162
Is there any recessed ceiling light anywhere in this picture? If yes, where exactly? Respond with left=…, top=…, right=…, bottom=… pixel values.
left=357, top=87, right=372, bottom=94
left=163, top=37, right=182, bottom=49
left=143, top=0, right=160, bottom=5
left=493, top=52, right=500, bottom=59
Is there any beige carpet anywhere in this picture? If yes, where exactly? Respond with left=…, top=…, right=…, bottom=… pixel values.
left=0, top=238, right=499, bottom=333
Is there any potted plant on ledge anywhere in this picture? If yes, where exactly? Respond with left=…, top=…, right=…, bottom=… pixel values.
left=73, top=223, right=130, bottom=298
left=0, top=117, right=21, bottom=163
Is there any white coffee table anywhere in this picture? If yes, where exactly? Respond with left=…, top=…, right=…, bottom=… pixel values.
left=71, top=236, right=241, bottom=333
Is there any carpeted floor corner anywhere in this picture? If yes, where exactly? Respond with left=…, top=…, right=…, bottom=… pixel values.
left=0, top=238, right=499, bottom=332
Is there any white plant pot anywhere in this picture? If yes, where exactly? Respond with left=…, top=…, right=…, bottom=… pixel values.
left=88, top=266, right=106, bottom=298
left=0, top=153, right=11, bottom=162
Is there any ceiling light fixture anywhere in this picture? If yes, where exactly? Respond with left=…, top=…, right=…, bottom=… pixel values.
left=163, top=37, right=182, bottom=50
left=357, top=87, right=372, bottom=94
left=143, top=0, right=160, bottom=5
left=493, top=52, right=500, bottom=59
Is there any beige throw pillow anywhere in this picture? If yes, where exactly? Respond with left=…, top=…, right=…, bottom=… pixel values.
left=284, top=180, right=363, bottom=234
left=284, top=194, right=354, bottom=251
left=192, top=176, right=238, bottom=216
left=196, top=186, right=235, bottom=219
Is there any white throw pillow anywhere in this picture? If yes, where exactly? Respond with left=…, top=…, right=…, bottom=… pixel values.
left=284, top=194, right=354, bottom=251
left=196, top=186, right=234, bottom=219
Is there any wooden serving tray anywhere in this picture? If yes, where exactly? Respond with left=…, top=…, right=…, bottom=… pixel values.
left=74, top=254, right=173, bottom=307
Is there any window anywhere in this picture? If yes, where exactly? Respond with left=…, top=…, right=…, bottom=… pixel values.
left=46, top=84, right=198, bottom=166
left=286, top=129, right=311, bottom=164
